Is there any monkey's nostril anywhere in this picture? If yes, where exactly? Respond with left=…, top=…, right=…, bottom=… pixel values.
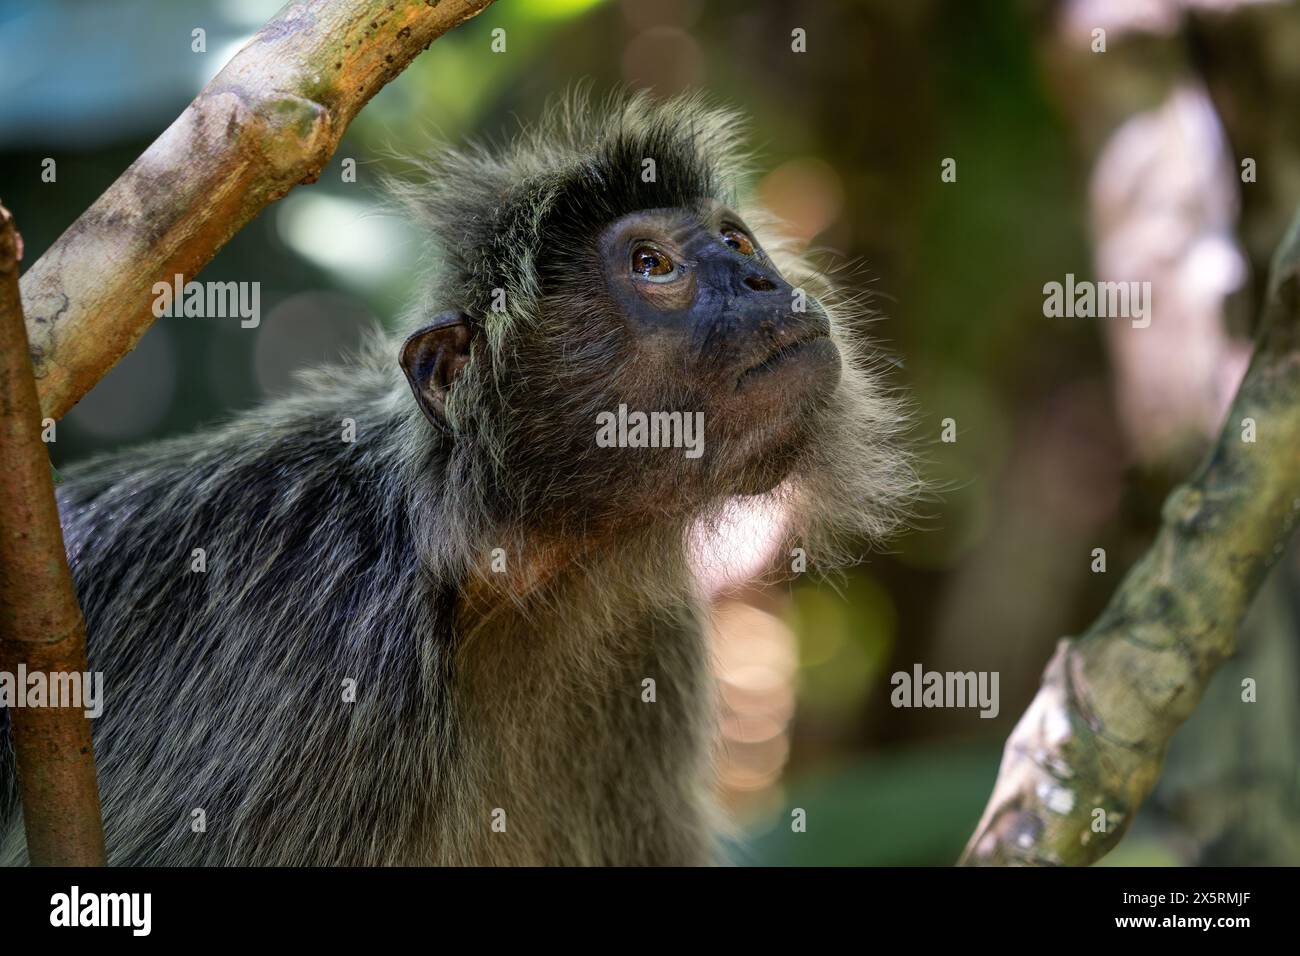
left=744, top=275, right=776, bottom=292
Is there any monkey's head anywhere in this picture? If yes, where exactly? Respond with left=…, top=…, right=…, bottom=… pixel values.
left=394, top=93, right=913, bottom=561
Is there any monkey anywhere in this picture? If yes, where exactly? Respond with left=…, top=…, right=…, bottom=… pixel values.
left=0, top=92, right=914, bottom=866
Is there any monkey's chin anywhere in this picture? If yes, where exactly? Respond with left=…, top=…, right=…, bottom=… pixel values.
left=725, top=346, right=841, bottom=495
left=723, top=418, right=819, bottom=495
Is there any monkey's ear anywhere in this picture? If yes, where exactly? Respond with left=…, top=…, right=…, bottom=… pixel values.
left=400, top=312, right=473, bottom=435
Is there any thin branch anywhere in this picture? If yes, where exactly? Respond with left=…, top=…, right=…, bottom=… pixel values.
left=20, top=0, right=494, bottom=421
left=960, top=207, right=1300, bottom=866
left=0, top=203, right=106, bottom=866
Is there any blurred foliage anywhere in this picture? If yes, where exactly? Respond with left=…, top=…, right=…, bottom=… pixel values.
left=789, top=575, right=896, bottom=721
left=732, top=744, right=999, bottom=866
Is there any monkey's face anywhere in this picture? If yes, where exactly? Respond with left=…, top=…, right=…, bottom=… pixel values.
left=590, top=201, right=842, bottom=496
left=397, top=96, right=911, bottom=543
left=401, top=200, right=844, bottom=527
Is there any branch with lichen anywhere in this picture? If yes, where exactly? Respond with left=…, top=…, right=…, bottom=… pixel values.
left=960, top=207, right=1300, bottom=866
left=20, top=0, right=494, bottom=422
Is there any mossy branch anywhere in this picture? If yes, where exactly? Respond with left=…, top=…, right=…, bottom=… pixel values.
left=19, top=0, right=494, bottom=421
left=960, top=207, right=1300, bottom=866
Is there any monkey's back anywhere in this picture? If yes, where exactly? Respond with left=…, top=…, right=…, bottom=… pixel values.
left=0, top=378, right=455, bottom=865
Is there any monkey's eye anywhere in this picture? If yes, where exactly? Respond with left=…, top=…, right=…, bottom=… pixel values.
left=631, top=244, right=679, bottom=283
left=721, top=227, right=756, bottom=256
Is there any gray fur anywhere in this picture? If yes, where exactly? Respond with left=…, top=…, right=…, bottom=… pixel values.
left=0, top=93, right=913, bottom=865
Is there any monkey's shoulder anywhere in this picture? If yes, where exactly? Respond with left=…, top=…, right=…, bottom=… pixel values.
left=54, top=393, right=451, bottom=651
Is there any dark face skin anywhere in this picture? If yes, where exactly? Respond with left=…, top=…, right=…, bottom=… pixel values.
left=401, top=200, right=842, bottom=508
left=597, top=201, right=842, bottom=492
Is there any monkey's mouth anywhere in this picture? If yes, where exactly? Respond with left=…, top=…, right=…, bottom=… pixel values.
left=736, top=331, right=836, bottom=390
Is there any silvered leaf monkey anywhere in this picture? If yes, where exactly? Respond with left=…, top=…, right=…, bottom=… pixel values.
left=0, top=93, right=912, bottom=865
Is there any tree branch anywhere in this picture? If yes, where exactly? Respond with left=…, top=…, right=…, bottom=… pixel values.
left=0, top=203, right=106, bottom=866
left=960, top=207, right=1300, bottom=866
left=20, top=0, right=494, bottom=421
